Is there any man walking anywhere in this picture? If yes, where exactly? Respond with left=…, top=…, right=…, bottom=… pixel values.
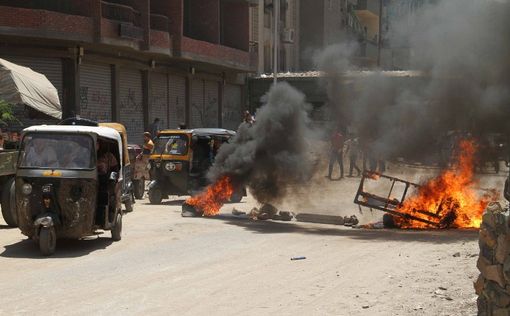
left=327, top=127, right=344, bottom=180
left=346, top=136, right=361, bottom=177
left=149, top=118, right=161, bottom=137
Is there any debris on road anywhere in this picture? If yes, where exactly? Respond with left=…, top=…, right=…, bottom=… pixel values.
left=291, top=256, right=306, bottom=261
left=232, top=208, right=246, bottom=216
left=295, top=213, right=345, bottom=225
left=452, top=252, right=461, bottom=257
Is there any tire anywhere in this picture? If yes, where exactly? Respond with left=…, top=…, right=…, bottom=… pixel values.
left=111, top=213, right=122, bottom=241
left=39, top=226, right=56, bottom=256
left=124, top=198, right=133, bottom=213
left=1, top=178, right=17, bottom=227
left=133, top=179, right=145, bottom=200
left=148, top=187, right=163, bottom=204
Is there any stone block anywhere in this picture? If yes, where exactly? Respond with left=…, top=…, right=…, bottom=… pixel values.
left=496, top=235, right=510, bottom=265
left=475, top=274, right=486, bottom=295
left=480, top=225, right=498, bottom=249
left=485, top=281, right=510, bottom=308
left=478, top=256, right=506, bottom=288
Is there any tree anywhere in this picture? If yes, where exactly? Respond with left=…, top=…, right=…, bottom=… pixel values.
left=0, top=99, right=19, bottom=126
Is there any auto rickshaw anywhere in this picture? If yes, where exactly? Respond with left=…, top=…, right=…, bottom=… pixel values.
left=15, top=124, right=127, bottom=255
left=147, top=128, right=245, bottom=204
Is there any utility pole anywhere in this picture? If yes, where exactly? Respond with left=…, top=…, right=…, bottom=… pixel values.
left=273, top=0, right=279, bottom=84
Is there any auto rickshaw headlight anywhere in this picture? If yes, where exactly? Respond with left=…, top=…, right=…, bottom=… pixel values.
left=165, top=162, right=176, bottom=172
left=22, top=183, right=32, bottom=195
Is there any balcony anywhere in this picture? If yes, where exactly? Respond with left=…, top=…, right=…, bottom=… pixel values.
left=0, top=0, right=92, bottom=16
left=101, top=1, right=141, bottom=27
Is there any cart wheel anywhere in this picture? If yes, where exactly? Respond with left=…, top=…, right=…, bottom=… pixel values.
left=148, top=187, right=162, bottom=204
left=111, top=213, right=122, bottom=241
left=1, top=178, right=17, bottom=227
left=133, top=179, right=145, bottom=199
left=39, top=226, right=56, bottom=256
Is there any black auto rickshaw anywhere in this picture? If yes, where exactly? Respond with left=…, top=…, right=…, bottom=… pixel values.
left=15, top=124, right=128, bottom=255
left=147, top=128, right=245, bottom=204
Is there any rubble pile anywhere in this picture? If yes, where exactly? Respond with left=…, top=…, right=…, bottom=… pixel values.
left=475, top=203, right=510, bottom=315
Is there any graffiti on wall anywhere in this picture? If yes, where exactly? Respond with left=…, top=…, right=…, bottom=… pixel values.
left=80, top=86, right=111, bottom=121
left=120, top=88, right=142, bottom=111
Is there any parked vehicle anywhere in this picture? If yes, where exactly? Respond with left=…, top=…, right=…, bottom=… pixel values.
left=15, top=124, right=128, bottom=255
left=148, top=128, right=245, bottom=204
left=0, top=148, right=17, bottom=226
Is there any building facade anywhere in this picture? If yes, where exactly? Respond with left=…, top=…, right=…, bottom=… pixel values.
left=0, top=0, right=257, bottom=143
left=252, top=0, right=382, bottom=74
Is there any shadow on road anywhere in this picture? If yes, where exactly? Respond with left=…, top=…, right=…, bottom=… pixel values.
left=0, top=225, right=15, bottom=230
left=0, top=237, right=114, bottom=259
left=207, top=214, right=479, bottom=244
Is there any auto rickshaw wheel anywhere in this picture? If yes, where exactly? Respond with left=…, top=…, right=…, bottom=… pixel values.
left=229, top=190, right=243, bottom=203
left=133, top=179, right=145, bottom=199
left=1, top=178, right=17, bottom=227
left=125, top=198, right=133, bottom=213
left=39, top=226, right=56, bottom=256
left=148, top=187, right=163, bottom=204
left=111, top=213, right=122, bottom=241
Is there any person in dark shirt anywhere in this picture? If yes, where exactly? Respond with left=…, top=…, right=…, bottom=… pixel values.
left=327, top=128, right=345, bottom=180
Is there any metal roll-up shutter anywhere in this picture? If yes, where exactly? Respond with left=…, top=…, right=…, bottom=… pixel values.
left=119, top=68, right=144, bottom=144
left=79, top=63, right=112, bottom=122
left=191, top=79, right=204, bottom=128
left=223, top=84, right=243, bottom=130
left=168, top=75, right=186, bottom=129
left=150, top=72, right=168, bottom=129
left=204, top=80, right=219, bottom=127
left=2, top=56, right=63, bottom=127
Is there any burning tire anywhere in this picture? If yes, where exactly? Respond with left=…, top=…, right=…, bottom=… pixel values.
left=382, top=214, right=399, bottom=229
left=181, top=202, right=203, bottom=217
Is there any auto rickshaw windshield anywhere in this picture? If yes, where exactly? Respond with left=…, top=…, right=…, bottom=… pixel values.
left=153, top=134, right=189, bottom=155
left=20, top=133, right=95, bottom=169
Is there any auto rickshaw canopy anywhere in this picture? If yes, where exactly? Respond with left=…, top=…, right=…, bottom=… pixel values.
left=99, top=122, right=130, bottom=166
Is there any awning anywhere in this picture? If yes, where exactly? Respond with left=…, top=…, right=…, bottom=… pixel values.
left=0, top=58, right=62, bottom=119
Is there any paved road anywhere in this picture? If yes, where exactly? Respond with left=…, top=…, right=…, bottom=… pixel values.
left=0, top=187, right=481, bottom=316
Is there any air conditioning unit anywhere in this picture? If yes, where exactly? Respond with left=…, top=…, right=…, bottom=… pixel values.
left=281, top=28, right=295, bottom=44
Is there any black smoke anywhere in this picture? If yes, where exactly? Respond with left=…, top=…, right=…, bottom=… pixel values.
left=315, top=0, right=510, bottom=162
left=208, top=82, right=316, bottom=204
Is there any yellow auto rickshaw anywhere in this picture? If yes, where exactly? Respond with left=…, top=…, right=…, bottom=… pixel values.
left=147, top=128, right=244, bottom=204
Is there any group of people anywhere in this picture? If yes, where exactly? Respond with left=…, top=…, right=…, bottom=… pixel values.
left=326, top=128, right=386, bottom=180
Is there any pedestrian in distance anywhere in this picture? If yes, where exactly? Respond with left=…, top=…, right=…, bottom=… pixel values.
left=149, top=118, right=161, bottom=137
left=326, top=127, right=345, bottom=180
left=346, top=136, right=361, bottom=177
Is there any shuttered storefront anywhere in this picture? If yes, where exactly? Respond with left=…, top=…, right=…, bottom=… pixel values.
left=190, top=79, right=204, bottom=128
left=168, top=75, right=186, bottom=129
left=119, top=68, right=144, bottom=144
left=150, top=72, right=168, bottom=129
left=79, top=63, right=112, bottom=122
left=190, top=79, right=220, bottom=128
left=223, top=84, right=243, bottom=130
left=3, top=56, right=63, bottom=127
left=204, top=80, right=219, bottom=127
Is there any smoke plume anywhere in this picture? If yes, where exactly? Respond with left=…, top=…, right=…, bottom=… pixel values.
left=208, top=82, right=316, bottom=204
left=315, top=0, right=510, bottom=162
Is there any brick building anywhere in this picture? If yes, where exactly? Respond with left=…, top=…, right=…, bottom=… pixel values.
left=0, top=0, right=257, bottom=143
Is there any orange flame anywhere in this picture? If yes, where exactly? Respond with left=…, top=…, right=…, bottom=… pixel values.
left=396, top=139, right=495, bottom=229
left=185, top=176, right=234, bottom=216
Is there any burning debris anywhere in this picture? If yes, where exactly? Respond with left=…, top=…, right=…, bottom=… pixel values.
left=183, top=176, right=234, bottom=217
left=183, top=82, right=316, bottom=216
left=355, top=139, right=497, bottom=229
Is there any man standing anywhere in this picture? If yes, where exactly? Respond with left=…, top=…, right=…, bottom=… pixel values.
left=327, top=128, right=344, bottom=180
